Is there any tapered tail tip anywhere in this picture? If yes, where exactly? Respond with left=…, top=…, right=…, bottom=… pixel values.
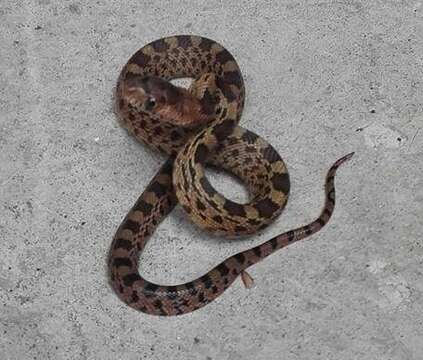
left=343, top=152, right=355, bottom=161
left=335, top=152, right=355, bottom=166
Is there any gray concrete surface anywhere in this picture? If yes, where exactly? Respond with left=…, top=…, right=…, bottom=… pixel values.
left=1, top=0, right=422, bottom=359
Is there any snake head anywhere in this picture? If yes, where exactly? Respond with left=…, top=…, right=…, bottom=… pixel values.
left=122, top=74, right=178, bottom=113
left=121, top=73, right=216, bottom=128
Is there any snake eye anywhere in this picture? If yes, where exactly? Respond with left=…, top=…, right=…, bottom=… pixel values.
left=144, top=97, right=156, bottom=111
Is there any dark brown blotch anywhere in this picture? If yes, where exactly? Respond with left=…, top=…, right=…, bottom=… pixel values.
left=113, top=257, right=133, bottom=269
left=216, top=76, right=238, bottom=102
left=216, top=263, right=230, bottom=276
left=200, top=177, right=217, bottom=197
left=113, top=238, right=133, bottom=251
left=223, top=200, right=246, bottom=217
left=221, top=84, right=236, bottom=102
left=198, top=37, right=214, bottom=52
left=247, top=218, right=261, bottom=226
left=153, top=127, right=163, bottom=136
left=196, top=199, right=206, bottom=211
left=150, top=182, right=168, bottom=198
left=199, top=88, right=216, bottom=115
left=122, top=273, right=141, bottom=287
left=316, top=218, right=326, bottom=227
left=182, top=205, right=192, bottom=214
left=328, top=189, right=335, bottom=204
left=170, top=130, right=182, bottom=141
left=270, top=172, right=290, bottom=193
left=211, top=119, right=236, bottom=141
left=130, top=51, right=151, bottom=67
left=220, top=107, right=227, bottom=119
left=198, top=292, right=205, bottom=303
left=153, top=299, right=164, bottom=309
left=224, top=70, right=242, bottom=88
left=124, top=219, right=140, bottom=233
left=253, top=247, right=262, bottom=257
left=144, top=282, right=159, bottom=293
left=212, top=215, right=223, bottom=224
left=235, top=225, right=247, bottom=233
left=131, top=291, right=139, bottom=303
left=200, top=274, right=213, bottom=289
left=134, top=200, right=153, bottom=215
left=234, top=253, right=245, bottom=264
left=254, top=198, right=280, bottom=219
left=262, top=145, right=281, bottom=163
left=195, top=143, right=209, bottom=163
left=241, top=131, right=259, bottom=144
left=216, top=49, right=233, bottom=64
left=151, top=39, right=170, bottom=52
left=166, top=286, right=178, bottom=300
left=177, top=36, right=193, bottom=49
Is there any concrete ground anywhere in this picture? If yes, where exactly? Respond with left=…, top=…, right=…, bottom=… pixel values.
left=1, top=1, right=422, bottom=359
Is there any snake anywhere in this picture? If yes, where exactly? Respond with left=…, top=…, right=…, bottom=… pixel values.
left=108, top=35, right=354, bottom=316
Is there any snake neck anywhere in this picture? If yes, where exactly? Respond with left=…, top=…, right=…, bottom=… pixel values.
left=156, top=85, right=216, bottom=128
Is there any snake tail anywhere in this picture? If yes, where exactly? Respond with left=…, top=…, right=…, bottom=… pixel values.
left=109, top=152, right=353, bottom=316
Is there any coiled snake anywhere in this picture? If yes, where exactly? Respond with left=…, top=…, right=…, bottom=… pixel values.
left=108, top=35, right=353, bottom=316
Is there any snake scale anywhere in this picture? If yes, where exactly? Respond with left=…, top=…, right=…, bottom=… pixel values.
left=108, top=35, right=354, bottom=316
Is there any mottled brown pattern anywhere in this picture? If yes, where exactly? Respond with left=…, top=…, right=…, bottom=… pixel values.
left=109, top=35, right=354, bottom=316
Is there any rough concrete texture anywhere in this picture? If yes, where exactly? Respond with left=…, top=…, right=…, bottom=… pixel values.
left=1, top=0, right=422, bottom=359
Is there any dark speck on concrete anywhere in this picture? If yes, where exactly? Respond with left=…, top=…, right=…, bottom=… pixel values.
left=69, top=3, right=82, bottom=14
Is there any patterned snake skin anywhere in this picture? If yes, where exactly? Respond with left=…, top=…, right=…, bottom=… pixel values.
left=108, top=35, right=354, bottom=316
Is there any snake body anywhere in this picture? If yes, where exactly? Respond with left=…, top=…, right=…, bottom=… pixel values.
left=109, top=35, right=353, bottom=316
